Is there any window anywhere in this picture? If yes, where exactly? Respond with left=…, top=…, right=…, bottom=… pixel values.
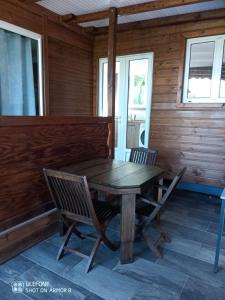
left=0, top=21, right=43, bottom=115
left=183, top=34, right=225, bottom=103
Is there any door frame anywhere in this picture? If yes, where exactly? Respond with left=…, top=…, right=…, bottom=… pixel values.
left=98, top=52, right=154, bottom=161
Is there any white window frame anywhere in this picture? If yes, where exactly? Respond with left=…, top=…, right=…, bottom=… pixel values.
left=0, top=20, right=43, bottom=115
left=183, top=34, right=225, bottom=104
left=98, top=53, right=153, bottom=161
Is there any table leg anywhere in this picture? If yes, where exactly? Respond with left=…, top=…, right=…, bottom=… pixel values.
left=120, top=194, right=136, bottom=264
left=214, top=199, right=225, bottom=273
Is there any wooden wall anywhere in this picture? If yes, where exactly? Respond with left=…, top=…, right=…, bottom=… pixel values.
left=0, top=116, right=110, bottom=232
left=0, top=0, right=93, bottom=116
left=93, top=9, right=225, bottom=188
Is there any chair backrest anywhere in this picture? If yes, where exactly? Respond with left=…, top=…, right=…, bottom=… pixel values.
left=43, top=168, right=99, bottom=226
left=129, top=147, right=157, bottom=166
left=160, top=167, right=186, bottom=206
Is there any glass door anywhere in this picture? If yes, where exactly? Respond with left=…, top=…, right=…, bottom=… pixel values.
left=99, top=53, right=153, bottom=161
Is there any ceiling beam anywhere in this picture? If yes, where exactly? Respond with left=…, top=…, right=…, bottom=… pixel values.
left=62, top=0, right=214, bottom=24
left=89, top=7, right=225, bottom=35
left=62, top=10, right=109, bottom=24
left=118, top=0, right=214, bottom=16
left=19, top=0, right=40, bottom=3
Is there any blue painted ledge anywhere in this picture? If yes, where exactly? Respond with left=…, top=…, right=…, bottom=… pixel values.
left=177, top=182, right=223, bottom=197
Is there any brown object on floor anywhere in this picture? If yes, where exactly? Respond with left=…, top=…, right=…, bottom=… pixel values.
left=43, top=168, right=119, bottom=273
left=136, top=167, right=186, bottom=257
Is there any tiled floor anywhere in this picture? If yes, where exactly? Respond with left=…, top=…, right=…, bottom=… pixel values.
left=1, top=190, right=225, bottom=300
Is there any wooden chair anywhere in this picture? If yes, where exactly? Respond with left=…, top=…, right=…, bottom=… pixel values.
left=129, top=147, right=157, bottom=166
left=43, top=168, right=119, bottom=273
left=135, top=167, right=186, bottom=257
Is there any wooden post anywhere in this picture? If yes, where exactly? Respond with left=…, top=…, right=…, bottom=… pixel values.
left=43, top=16, right=50, bottom=115
left=107, top=7, right=117, bottom=158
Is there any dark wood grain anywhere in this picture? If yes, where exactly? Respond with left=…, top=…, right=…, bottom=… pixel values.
left=93, top=9, right=225, bottom=188
left=0, top=117, right=110, bottom=232
left=0, top=0, right=93, bottom=117
left=0, top=209, right=57, bottom=264
left=62, top=159, right=164, bottom=191
left=107, top=8, right=117, bottom=159
left=62, top=158, right=164, bottom=263
left=120, top=194, right=136, bottom=263
left=43, top=169, right=118, bottom=272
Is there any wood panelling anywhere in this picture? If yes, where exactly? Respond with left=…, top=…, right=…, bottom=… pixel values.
left=0, top=0, right=93, bottom=116
left=0, top=116, right=111, bottom=232
left=48, top=38, right=93, bottom=115
left=93, top=9, right=225, bottom=188
left=0, top=209, right=57, bottom=264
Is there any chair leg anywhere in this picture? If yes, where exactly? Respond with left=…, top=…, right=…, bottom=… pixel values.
left=57, top=223, right=75, bottom=261
left=155, top=215, right=171, bottom=243
left=101, top=233, right=118, bottom=251
left=141, top=230, right=163, bottom=258
left=73, top=224, right=85, bottom=240
left=86, top=236, right=102, bottom=273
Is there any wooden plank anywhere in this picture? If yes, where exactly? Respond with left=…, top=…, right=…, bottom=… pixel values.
left=0, top=116, right=111, bottom=126
left=93, top=10, right=225, bottom=188
left=66, top=0, right=214, bottom=24
left=107, top=7, right=117, bottom=159
left=118, top=0, right=214, bottom=16
left=43, top=16, right=50, bottom=115
left=0, top=117, right=111, bottom=231
left=92, top=8, right=225, bottom=35
left=20, top=0, right=39, bottom=3
left=0, top=210, right=57, bottom=264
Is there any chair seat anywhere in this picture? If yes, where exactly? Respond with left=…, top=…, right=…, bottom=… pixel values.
left=94, top=201, right=118, bottom=224
left=136, top=196, right=155, bottom=217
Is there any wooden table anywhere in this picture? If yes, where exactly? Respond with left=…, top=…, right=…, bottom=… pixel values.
left=62, top=159, right=164, bottom=264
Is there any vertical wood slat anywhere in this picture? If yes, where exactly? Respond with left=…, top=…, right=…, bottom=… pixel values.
left=107, top=7, right=117, bottom=159
left=129, top=148, right=157, bottom=166
left=44, top=170, right=92, bottom=220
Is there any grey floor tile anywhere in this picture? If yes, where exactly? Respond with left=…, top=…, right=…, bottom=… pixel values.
left=2, top=190, right=224, bottom=300
left=133, top=282, right=180, bottom=300
left=22, top=241, right=81, bottom=275
left=157, top=249, right=225, bottom=289
left=207, top=221, right=225, bottom=236
left=161, top=236, right=202, bottom=258
left=187, top=208, right=219, bottom=223
left=180, top=277, right=225, bottom=300
left=133, top=238, right=158, bottom=263
left=161, top=211, right=210, bottom=231
left=0, top=279, right=32, bottom=300
left=46, top=228, right=120, bottom=271
left=63, top=260, right=141, bottom=300
left=18, top=264, right=94, bottom=300
left=114, top=258, right=188, bottom=299
left=161, top=220, right=225, bottom=250
left=0, top=255, right=35, bottom=284
left=196, top=244, right=225, bottom=266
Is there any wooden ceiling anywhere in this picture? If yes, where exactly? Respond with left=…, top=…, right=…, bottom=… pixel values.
left=33, top=0, right=225, bottom=28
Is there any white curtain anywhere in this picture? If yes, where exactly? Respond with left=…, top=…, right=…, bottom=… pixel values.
left=0, top=28, right=36, bottom=115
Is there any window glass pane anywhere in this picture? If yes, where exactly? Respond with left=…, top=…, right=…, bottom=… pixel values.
left=127, top=59, right=148, bottom=149
left=220, top=42, right=225, bottom=98
left=187, top=41, right=214, bottom=98
left=0, top=28, right=40, bottom=115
